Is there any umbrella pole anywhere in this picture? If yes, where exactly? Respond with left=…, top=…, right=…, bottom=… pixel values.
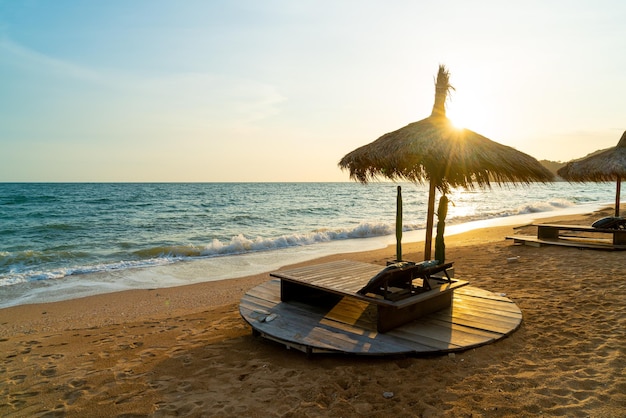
left=616, top=176, right=622, bottom=217
left=424, top=181, right=436, bottom=260
left=396, top=186, right=402, bottom=262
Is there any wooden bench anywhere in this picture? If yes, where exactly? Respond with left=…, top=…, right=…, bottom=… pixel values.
left=271, top=260, right=468, bottom=333
left=507, top=223, right=626, bottom=250
left=536, top=224, right=626, bottom=245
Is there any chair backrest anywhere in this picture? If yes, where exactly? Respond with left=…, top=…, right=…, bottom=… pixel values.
left=592, top=217, right=626, bottom=230
left=357, top=261, right=442, bottom=296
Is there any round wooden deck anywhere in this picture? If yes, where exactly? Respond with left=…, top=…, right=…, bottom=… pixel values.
left=240, top=279, right=522, bottom=356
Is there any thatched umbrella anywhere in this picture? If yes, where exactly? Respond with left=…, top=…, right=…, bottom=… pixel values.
left=557, top=130, right=626, bottom=217
left=339, top=65, right=554, bottom=260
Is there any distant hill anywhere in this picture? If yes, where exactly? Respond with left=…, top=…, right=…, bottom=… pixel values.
left=539, top=160, right=565, bottom=178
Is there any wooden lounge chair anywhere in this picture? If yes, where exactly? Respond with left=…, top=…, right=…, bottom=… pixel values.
left=592, top=217, right=626, bottom=230
left=357, top=260, right=454, bottom=301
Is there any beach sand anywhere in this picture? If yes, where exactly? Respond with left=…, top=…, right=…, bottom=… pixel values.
left=1, top=208, right=625, bottom=417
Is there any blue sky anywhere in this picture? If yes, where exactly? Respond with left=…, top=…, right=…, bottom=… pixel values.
left=1, top=1, right=624, bottom=181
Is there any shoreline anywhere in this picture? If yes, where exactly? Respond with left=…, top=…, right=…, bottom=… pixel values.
left=0, top=205, right=612, bottom=331
left=1, top=206, right=624, bottom=417
left=0, top=202, right=609, bottom=310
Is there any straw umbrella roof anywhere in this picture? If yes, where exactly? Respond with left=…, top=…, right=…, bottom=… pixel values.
left=339, top=65, right=554, bottom=260
left=339, top=116, right=553, bottom=194
left=339, top=66, right=553, bottom=193
left=557, top=130, right=626, bottom=217
left=557, top=131, right=626, bottom=182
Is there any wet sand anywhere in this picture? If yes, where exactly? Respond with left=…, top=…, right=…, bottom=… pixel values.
left=1, top=208, right=625, bottom=417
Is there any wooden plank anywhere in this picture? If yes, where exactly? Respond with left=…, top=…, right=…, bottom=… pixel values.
left=452, top=294, right=522, bottom=317
left=432, top=309, right=520, bottom=334
left=239, top=295, right=280, bottom=315
left=403, top=318, right=500, bottom=347
left=242, top=285, right=405, bottom=352
left=240, top=279, right=522, bottom=356
left=455, top=286, right=513, bottom=302
left=280, top=275, right=469, bottom=332
left=447, top=304, right=522, bottom=325
left=242, top=303, right=364, bottom=351
left=451, top=296, right=522, bottom=319
left=521, top=223, right=626, bottom=248
left=274, top=261, right=369, bottom=288
left=242, top=281, right=458, bottom=354
left=245, top=284, right=281, bottom=303
left=322, top=299, right=376, bottom=327
left=438, top=299, right=522, bottom=325
left=426, top=317, right=503, bottom=339
left=243, top=299, right=415, bottom=354
left=272, top=262, right=380, bottom=294
left=506, top=235, right=626, bottom=250
left=274, top=260, right=469, bottom=309
left=271, top=260, right=380, bottom=283
left=450, top=304, right=522, bottom=323
left=533, top=223, right=624, bottom=233
left=244, top=286, right=439, bottom=353
left=386, top=325, right=464, bottom=351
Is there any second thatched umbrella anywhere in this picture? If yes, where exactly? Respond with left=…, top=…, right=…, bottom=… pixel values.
left=557, top=130, right=626, bottom=217
left=339, top=65, right=554, bottom=260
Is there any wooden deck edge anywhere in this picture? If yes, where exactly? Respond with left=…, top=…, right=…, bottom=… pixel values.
left=241, top=281, right=523, bottom=357
left=506, top=235, right=626, bottom=251
left=532, top=223, right=626, bottom=233
left=253, top=330, right=337, bottom=356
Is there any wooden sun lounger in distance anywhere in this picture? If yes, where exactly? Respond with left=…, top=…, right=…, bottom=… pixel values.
left=507, top=222, right=626, bottom=250
left=271, top=260, right=468, bottom=333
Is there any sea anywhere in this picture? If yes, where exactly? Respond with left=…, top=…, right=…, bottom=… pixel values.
left=0, top=182, right=617, bottom=309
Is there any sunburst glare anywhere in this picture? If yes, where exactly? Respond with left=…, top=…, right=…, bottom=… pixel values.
left=443, top=189, right=478, bottom=220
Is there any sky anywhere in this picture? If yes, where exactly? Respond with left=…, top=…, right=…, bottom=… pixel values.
left=1, top=1, right=625, bottom=182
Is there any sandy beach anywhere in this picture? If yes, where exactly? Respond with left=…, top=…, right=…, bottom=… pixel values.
left=1, top=208, right=625, bottom=417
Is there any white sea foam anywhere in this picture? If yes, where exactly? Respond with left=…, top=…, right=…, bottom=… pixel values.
left=0, top=181, right=618, bottom=308
left=0, top=201, right=611, bottom=309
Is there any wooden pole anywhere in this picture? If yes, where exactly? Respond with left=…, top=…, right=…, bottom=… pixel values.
left=424, top=181, right=436, bottom=260
left=396, top=186, right=402, bottom=262
left=616, top=176, right=621, bottom=217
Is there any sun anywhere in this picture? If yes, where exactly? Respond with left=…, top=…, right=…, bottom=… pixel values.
left=445, top=99, right=498, bottom=135
left=446, top=103, right=476, bottom=130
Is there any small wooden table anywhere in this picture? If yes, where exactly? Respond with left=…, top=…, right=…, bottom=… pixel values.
left=271, top=260, right=468, bottom=333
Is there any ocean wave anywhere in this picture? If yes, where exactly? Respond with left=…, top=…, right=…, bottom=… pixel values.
left=515, top=198, right=575, bottom=214
left=0, top=257, right=174, bottom=287
left=0, top=221, right=397, bottom=286
left=136, top=221, right=397, bottom=259
left=212, top=222, right=394, bottom=255
left=0, top=195, right=593, bottom=288
left=0, top=249, right=91, bottom=268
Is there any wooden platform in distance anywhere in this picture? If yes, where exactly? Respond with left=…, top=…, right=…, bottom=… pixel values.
left=239, top=279, right=522, bottom=356
left=535, top=223, right=626, bottom=245
left=506, top=235, right=626, bottom=251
